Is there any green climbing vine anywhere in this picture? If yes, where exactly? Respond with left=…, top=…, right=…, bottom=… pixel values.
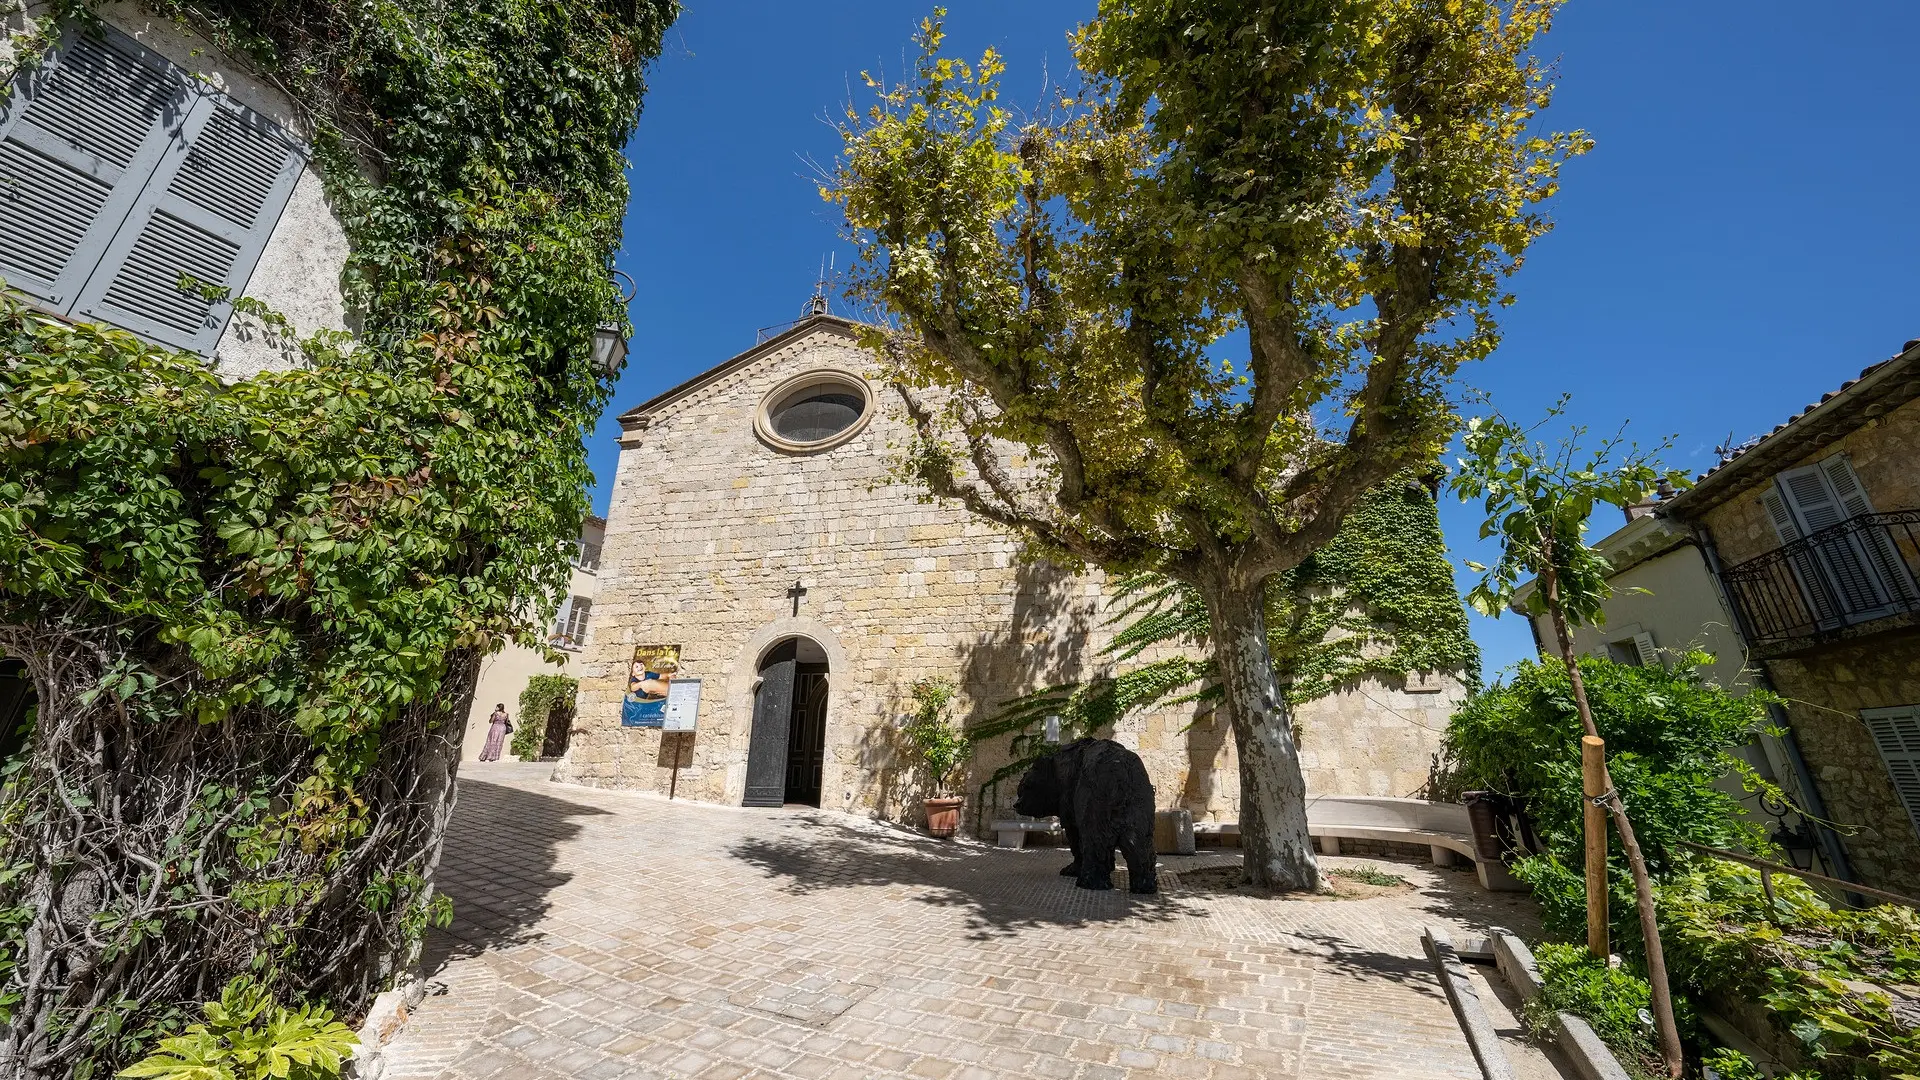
left=971, top=476, right=1479, bottom=794
left=510, top=675, right=579, bottom=762
left=0, top=0, right=674, bottom=1073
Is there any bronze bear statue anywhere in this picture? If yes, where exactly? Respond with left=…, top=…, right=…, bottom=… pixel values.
left=1013, top=737, right=1158, bottom=894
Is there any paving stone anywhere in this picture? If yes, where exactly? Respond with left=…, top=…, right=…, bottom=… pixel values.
left=379, top=770, right=1540, bottom=1080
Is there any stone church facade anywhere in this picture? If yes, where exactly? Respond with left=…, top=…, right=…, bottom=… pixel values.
left=555, top=315, right=1465, bottom=828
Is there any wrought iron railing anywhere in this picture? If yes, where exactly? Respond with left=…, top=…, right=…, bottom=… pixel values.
left=1721, top=510, right=1920, bottom=649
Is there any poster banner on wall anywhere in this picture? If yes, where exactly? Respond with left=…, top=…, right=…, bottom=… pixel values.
left=622, top=644, right=680, bottom=728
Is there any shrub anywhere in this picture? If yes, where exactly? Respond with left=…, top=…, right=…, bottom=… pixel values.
left=118, top=977, right=357, bottom=1080
left=902, top=677, right=969, bottom=798
left=1443, top=653, right=1771, bottom=874
left=511, top=675, right=578, bottom=761
left=1528, top=942, right=1665, bottom=1074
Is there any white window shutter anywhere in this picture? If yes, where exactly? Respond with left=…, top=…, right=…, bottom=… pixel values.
left=551, top=596, right=574, bottom=640
left=1862, top=707, right=1920, bottom=839
left=1760, top=487, right=1803, bottom=544
left=1631, top=632, right=1659, bottom=668
left=0, top=32, right=187, bottom=308
left=1777, top=465, right=1846, bottom=533
left=75, top=92, right=306, bottom=354
left=1816, top=455, right=1876, bottom=519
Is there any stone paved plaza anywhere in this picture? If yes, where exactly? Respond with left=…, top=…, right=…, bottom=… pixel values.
left=381, top=763, right=1544, bottom=1080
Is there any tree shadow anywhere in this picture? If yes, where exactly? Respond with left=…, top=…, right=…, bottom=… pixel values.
left=414, top=773, right=614, bottom=976
left=726, top=809, right=1211, bottom=941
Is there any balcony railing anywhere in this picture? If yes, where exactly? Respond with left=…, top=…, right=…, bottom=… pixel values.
left=1721, top=510, right=1920, bottom=651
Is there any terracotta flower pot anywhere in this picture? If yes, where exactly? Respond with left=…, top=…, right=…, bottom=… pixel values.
left=924, top=796, right=965, bottom=839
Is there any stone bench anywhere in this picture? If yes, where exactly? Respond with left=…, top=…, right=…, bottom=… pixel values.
left=991, top=816, right=1061, bottom=848
left=1305, top=795, right=1477, bottom=868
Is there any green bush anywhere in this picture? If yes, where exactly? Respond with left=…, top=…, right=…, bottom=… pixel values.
left=1529, top=942, right=1663, bottom=1071
left=510, top=675, right=578, bottom=761
left=1443, top=653, right=1772, bottom=950
left=118, top=977, right=356, bottom=1080
left=902, top=677, right=969, bottom=798
left=1444, top=654, right=1771, bottom=870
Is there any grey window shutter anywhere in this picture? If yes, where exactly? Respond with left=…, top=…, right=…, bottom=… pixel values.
left=0, top=31, right=189, bottom=308
left=74, top=90, right=307, bottom=354
left=1861, top=706, right=1920, bottom=839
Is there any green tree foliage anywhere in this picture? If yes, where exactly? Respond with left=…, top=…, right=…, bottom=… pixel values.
left=511, top=675, right=580, bottom=761
left=0, top=0, right=675, bottom=1071
left=972, top=477, right=1478, bottom=790
left=830, top=3, right=1585, bottom=889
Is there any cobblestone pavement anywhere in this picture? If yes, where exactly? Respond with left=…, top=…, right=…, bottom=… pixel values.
left=382, top=763, right=1542, bottom=1080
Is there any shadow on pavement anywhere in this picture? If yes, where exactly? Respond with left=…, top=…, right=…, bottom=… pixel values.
left=727, top=811, right=1212, bottom=941
left=416, top=774, right=614, bottom=975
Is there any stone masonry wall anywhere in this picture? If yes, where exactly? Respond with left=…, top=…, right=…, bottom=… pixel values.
left=1764, top=642, right=1920, bottom=895
left=559, top=323, right=1460, bottom=828
left=1698, top=394, right=1920, bottom=895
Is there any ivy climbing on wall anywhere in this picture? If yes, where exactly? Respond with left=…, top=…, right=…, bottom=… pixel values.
left=511, top=675, right=580, bottom=762
left=971, top=475, right=1480, bottom=796
left=0, top=0, right=675, bottom=1073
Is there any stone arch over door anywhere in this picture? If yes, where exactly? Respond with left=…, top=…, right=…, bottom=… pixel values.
left=725, top=618, right=852, bottom=806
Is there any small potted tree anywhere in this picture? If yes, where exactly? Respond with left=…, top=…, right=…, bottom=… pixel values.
left=903, top=676, right=970, bottom=837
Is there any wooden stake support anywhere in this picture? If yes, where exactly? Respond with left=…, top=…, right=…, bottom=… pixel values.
left=1582, top=735, right=1609, bottom=960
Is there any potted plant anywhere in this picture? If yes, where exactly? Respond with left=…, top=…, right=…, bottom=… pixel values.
left=903, top=677, right=970, bottom=837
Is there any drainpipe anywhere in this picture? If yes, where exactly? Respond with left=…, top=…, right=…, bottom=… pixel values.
left=1686, top=524, right=1858, bottom=886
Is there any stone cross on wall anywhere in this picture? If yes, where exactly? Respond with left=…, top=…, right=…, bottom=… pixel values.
left=787, top=580, right=807, bottom=617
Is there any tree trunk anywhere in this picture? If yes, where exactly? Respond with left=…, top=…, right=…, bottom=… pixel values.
left=1200, top=574, right=1320, bottom=891
left=1541, top=565, right=1684, bottom=1079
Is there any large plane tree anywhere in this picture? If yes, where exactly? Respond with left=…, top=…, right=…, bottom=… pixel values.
left=830, top=1, right=1586, bottom=889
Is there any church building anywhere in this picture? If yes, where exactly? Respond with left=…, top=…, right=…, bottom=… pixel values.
left=555, top=314, right=1469, bottom=829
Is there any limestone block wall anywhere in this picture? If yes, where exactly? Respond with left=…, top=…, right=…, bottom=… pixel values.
left=563, top=321, right=1464, bottom=827
left=1765, top=643, right=1920, bottom=895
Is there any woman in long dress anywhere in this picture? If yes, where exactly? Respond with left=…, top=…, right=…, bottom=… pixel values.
left=479, top=703, right=512, bottom=761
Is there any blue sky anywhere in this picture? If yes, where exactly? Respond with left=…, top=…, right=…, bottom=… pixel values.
left=605, top=1, right=1920, bottom=681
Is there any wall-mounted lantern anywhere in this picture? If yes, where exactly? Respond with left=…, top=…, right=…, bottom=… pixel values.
left=594, top=268, right=638, bottom=376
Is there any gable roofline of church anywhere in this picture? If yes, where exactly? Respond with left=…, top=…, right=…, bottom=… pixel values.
left=616, top=314, right=865, bottom=431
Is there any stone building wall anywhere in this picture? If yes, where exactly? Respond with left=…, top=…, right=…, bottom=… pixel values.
left=560, top=320, right=1464, bottom=827
left=1704, top=396, right=1920, bottom=567
left=1696, top=393, right=1920, bottom=895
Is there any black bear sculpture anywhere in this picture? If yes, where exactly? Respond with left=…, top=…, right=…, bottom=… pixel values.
left=1013, top=738, right=1158, bottom=894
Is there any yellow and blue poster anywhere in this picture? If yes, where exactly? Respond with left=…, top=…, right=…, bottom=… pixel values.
left=622, top=644, right=679, bottom=728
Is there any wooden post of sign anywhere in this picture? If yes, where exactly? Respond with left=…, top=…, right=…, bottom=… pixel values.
left=1582, top=735, right=1609, bottom=959
left=668, top=733, right=685, bottom=800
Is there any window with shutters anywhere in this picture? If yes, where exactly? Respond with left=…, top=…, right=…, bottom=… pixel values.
left=553, top=597, right=591, bottom=649
left=1605, top=631, right=1659, bottom=668
left=1861, top=706, right=1920, bottom=840
left=0, top=27, right=306, bottom=355
left=1761, top=454, right=1914, bottom=629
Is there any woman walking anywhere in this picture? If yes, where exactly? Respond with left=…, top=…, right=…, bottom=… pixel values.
left=479, top=703, right=512, bottom=761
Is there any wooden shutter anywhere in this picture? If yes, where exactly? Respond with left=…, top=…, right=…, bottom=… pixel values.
left=1774, top=459, right=1894, bottom=621
left=1861, top=706, right=1920, bottom=839
left=1631, top=632, right=1659, bottom=668
left=75, top=91, right=306, bottom=354
left=0, top=31, right=188, bottom=308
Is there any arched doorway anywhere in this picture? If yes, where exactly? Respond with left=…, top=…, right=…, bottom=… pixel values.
left=742, top=637, right=828, bottom=807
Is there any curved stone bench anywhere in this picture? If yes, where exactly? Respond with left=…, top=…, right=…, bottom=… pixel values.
left=1304, top=795, right=1477, bottom=867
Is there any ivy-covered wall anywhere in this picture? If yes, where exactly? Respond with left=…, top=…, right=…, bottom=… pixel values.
left=0, top=0, right=674, bottom=1072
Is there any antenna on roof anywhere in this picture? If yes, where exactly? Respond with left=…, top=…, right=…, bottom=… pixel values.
left=805, top=253, right=834, bottom=317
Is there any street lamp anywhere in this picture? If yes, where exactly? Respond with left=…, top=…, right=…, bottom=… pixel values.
left=592, top=324, right=628, bottom=375
left=593, top=268, right=637, bottom=376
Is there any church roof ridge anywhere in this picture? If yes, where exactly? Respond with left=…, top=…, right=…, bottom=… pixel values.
left=617, top=314, right=863, bottom=429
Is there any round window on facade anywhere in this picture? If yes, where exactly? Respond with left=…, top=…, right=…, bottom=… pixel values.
left=754, top=370, right=874, bottom=452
